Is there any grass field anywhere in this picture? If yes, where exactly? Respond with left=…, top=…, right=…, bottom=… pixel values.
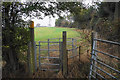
left=34, top=27, right=80, bottom=41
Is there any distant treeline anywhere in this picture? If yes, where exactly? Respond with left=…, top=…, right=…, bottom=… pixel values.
left=55, top=2, right=120, bottom=41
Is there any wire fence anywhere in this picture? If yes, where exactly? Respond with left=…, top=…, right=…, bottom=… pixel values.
left=89, top=32, right=120, bottom=80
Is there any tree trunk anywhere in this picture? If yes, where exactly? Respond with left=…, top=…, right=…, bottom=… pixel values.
left=8, top=48, right=16, bottom=71
left=3, top=3, right=19, bottom=73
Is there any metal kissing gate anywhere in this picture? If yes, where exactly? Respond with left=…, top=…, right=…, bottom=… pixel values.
left=33, top=38, right=78, bottom=72
left=35, top=39, right=62, bottom=71
left=89, top=32, right=120, bottom=80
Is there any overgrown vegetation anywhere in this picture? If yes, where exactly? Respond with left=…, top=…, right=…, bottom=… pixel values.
left=55, top=2, right=120, bottom=79
left=2, top=1, right=120, bottom=79
left=55, top=2, right=120, bottom=41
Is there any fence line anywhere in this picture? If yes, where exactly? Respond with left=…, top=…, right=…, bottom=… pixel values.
left=89, top=32, right=120, bottom=80
left=36, top=38, right=78, bottom=58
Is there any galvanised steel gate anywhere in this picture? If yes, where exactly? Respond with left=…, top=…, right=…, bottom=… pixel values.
left=89, top=32, right=120, bottom=80
left=34, top=38, right=78, bottom=71
left=36, top=40, right=61, bottom=71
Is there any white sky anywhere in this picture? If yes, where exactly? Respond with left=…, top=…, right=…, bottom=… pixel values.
left=31, top=16, right=58, bottom=27
left=23, top=0, right=103, bottom=27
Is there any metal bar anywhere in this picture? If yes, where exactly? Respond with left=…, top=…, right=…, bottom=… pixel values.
left=72, top=38, right=74, bottom=56
left=47, top=38, right=72, bottom=40
left=59, top=38, right=61, bottom=42
left=89, top=32, right=96, bottom=80
left=39, top=49, right=60, bottom=51
left=49, top=44, right=59, bottom=46
left=41, top=63, right=60, bottom=66
left=93, top=49, right=120, bottom=60
left=75, top=38, right=77, bottom=57
left=93, top=32, right=97, bottom=77
left=49, top=42, right=73, bottom=46
left=90, top=69, right=107, bottom=80
left=91, top=75, right=97, bottom=79
left=48, top=39, right=50, bottom=57
left=39, top=42, right=41, bottom=69
left=37, top=38, right=73, bottom=42
left=34, top=41, right=37, bottom=71
left=93, top=58, right=120, bottom=74
left=93, top=64, right=118, bottom=80
left=40, top=57, right=59, bottom=59
left=67, top=46, right=79, bottom=51
left=94, top=38, right=120, bottom=46
left=49, top=38, right=61, bottom=40
left=67, top=41, right=73, bottom=42
left=40, top=69, right=59, bottom=71
left=37, top=44, right=59, bottom=46
left=37, top=40, right=77, bottom=45
left=67, top=43, right=73, bottom=46
left=67, top=38, right=73, bottom=39
left=38, top=41, right=61, bottom=43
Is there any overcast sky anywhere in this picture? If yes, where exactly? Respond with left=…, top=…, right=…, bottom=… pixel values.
left=22, top=0, right=102, bottom=27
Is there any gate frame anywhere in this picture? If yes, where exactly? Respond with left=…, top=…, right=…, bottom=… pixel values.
left=89, top=32, right=120, bottom=80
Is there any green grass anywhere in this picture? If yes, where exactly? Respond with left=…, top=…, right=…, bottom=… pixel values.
left=34, top=27, right=80, bottom=41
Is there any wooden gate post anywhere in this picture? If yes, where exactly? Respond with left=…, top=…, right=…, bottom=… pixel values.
left=30, top=21, right=35, bottom=73
left=59, top=42, right=63, bottom=70
left=91, top=32, right=94, bottom=53
left=62, top=31, right=68, bottom=77
left=27, top=42, right=32, bottom=75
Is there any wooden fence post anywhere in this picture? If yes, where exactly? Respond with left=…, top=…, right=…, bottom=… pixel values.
left=79, top=46, right=81, bottom=61
left=91, top=32, right=94, bottom=53
left=27, top=42, right=32, bottom=74
left=30, top=21, right=35, bottom=73
left=62, top=31, right=68, bottom=77
left=59, top=42, right=63, bottom=70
